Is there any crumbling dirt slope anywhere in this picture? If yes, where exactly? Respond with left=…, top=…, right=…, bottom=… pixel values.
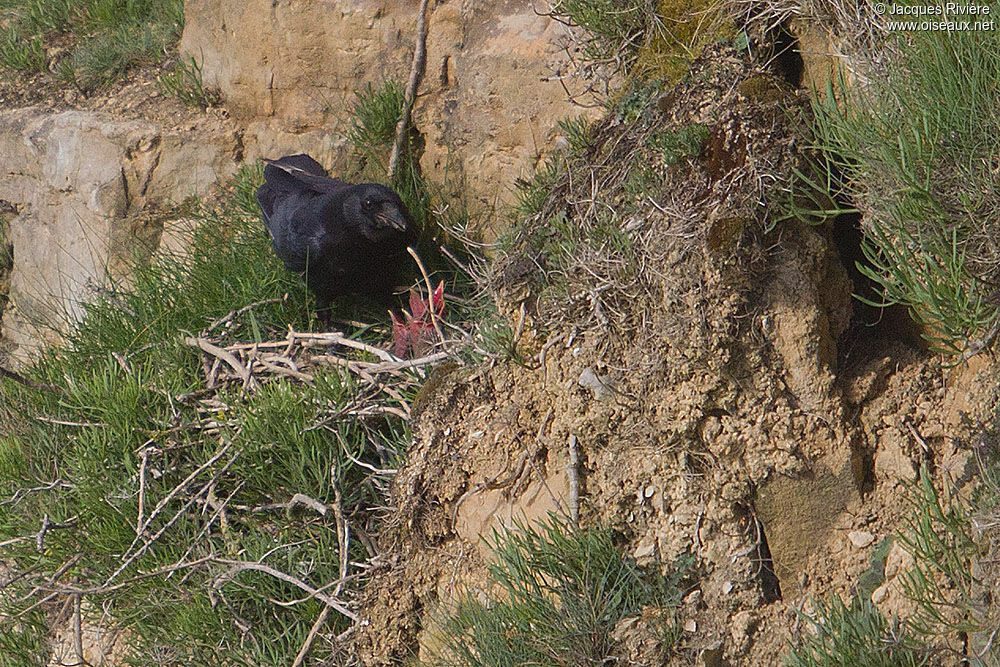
left=352, top=46, right=997, bottom=665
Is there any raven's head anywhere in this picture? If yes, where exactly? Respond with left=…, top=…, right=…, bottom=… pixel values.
left=344, top=184, right=414, bottom=243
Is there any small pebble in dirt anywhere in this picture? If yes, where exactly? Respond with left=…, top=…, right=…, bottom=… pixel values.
left=633, top=539, right=656, bottom=559
left=578, top=366, right=613, bottom=400
left=848, top=530, right=875, bottom=548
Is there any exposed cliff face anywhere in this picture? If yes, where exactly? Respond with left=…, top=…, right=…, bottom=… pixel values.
left=1, top=1, right=594, bottom=362
left=0, top=108, right=239, bottom=365
left=0, top=4, right=995, bottom=665
left=180, top=0, right=598, bottom=210
left=350, top=47, right=997, bottom=665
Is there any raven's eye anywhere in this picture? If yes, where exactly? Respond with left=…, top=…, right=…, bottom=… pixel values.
left=364, top=198, right=373, bottom=208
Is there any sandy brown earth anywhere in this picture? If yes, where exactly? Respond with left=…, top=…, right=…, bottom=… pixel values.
left=349, top=46, right=998, bottom=665
left=0, top=56, right=220, bottom=126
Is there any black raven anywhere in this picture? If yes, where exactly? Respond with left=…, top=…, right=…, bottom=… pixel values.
left=256, top=154, right=418, bottom=324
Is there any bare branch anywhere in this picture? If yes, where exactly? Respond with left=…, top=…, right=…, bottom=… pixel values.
left=292, top=606, right=331, bottom=667
left=184, top=337, right=255, bottom=388
left=212, top=558, right=359, bottom=622
left=388, top=0, right=431, bottom=184
left=0, top=365, right=63, bottom=394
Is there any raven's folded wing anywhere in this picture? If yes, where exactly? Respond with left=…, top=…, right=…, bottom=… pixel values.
left=262, top=154, right=351, bottom=197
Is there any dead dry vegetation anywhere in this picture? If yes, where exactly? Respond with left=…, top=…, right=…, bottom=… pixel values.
left=351, top=39, right=1000, bottom=667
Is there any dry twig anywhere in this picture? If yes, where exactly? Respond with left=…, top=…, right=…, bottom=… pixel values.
left=0, top=365, right=63, bottom=394
left=292, top=606, right=331, bottom=667
left=212, top=558, right=358, bottom=622
left=388, top=0, right=431, bottom=183
left=567, top=434, right=581, bottom=525
left=184, top=337, right=255, bottom=389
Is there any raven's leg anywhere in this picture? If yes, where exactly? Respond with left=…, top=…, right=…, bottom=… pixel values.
left=315, top=297, right=332, bottom=329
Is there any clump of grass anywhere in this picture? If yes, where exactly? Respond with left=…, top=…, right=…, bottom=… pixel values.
left=803, top=10, right=1000, bottom=354
left=512, top=158, right=563, bottom=221
left=0, top=164, right=413, bottom=664
left=349, top=80, right=406, bottom=153
left=649, top=122, right=709, bottom=165
left=785, top=595, right=925, bottom=667
left=557, top=114, right=595, bottom=152
left=157, top=54, right=220, bottom=107
left=19, top=0, right=76, bottom=34
left=553, top=0, right=651, bottom=62
left=896, top=465, right=999, bottom=659
left=0, top=27, right=45, bottom=71
left=0, top=0, right=183, bottom=91
left=428, top=514, right=691, bottom=666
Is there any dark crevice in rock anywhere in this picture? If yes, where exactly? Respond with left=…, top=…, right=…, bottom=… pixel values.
left=0, top=200, right=15, bottom=344
left=768, top=26, right=804, bottom=88
left=754, top=516, right=783, bottom=603
left=831, top=211, right=927, bottom=366
left=854, top=436, right=877, bottom=497
left=119, top=167, right=131, bottom=212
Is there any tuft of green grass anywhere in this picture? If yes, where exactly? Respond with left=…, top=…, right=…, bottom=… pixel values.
left=648, top=122, right=709, bottom=165
left=0, top=0, right=183, bottom=91
left=427, top=514, right=691, bottom=666
left=512, top=158, right=563, bottom=221
left=785, top=595, right=926, bottom=667
left=18, top=0, right=76, bottom=34
left=557, top=115, right=595, bottom=153
left=896, top=465, right=997, bottom=654
left=802, top=10, right=1000, bottom=354
left=549, top=0, right=653, bottom=68
left=157, top=53, right=220, bottom=107
left=0, top=27, right=45, bottom=71
left=348, top=80, right=406, bottom=153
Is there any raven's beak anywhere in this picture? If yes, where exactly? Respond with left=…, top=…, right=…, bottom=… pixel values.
left=377, top=206, right=410, bottom=232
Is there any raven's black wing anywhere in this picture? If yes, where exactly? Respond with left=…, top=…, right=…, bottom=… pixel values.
left=270, top=154, right=327, bottom=176
left=256, top=154, right=351, bottom=273
left=261, top=154, right=351, bottom=200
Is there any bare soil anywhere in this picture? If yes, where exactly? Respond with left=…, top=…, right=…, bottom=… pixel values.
left=350, top=46, right=999, bottom=665
left=0, top=56, right=227, bottom=129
